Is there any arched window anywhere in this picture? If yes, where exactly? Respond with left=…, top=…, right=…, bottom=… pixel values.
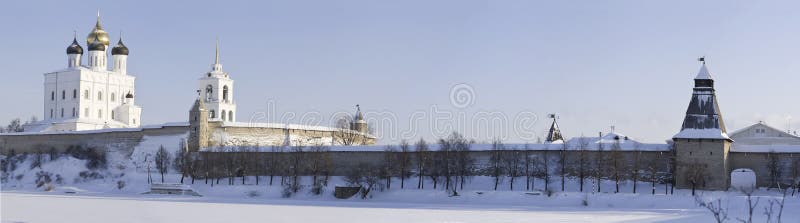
left=98, top=109, right=102, bottom=118
left=111, top=111, right=115, bottom=119
left=50, top=109, right=53, bottom=118
left=73, top=89, right=77, bottom=99
left=228, top=111, right=233, bottom=121
left=62, top=90, right=65, bottom=100
left=133, top=119, right=136, bottom=124
left=98, top=91, right=103, bottom=101
left=72, top=108, right=76, bottom=117
left=51, top=91, right=55, bottom=101
left=223, top=85, right=229, bottom=102
left=205, top=85, right=214, bottom=102
left=84, top=108, right=89, bottom=117
left=60, top=108, right=64, bottom=118
left=210, top=110, right=216, bottom=119
left=221, top=110, right=226, bottom=121
left=84, top=90, right=89, bottom=99
left=111, top=93, right=116, bottom=102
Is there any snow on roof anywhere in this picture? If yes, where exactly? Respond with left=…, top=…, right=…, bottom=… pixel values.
left=202, top=141, right=670, bottom=152
left=695, top=64, right=712, bottom=80
left=673, top=128, right=730, bottom=140
left=221, top=122, right=375, bottom=138
left=730, top=144, right=800, bottom=153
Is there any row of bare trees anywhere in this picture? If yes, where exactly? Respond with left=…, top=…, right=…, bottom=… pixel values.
left=162, top=132, right=682, bottom=195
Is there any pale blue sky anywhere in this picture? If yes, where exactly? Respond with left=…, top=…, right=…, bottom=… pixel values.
left=2, top=0, right=799, bottom=144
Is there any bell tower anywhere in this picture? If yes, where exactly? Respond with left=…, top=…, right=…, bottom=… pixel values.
left=197, top=39, right=236, bottom=122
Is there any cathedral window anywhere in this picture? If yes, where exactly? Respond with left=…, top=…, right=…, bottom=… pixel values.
left=51, top=91, right=55, bottom=101
left=205, top=85, right=214, bottom=102
left=50, top=109, right=53, bottom=118
left=98, top=109, right=102, bottom=118
left=85, top=108, right=89, bottom=117
left=210, top=110, right=215, bottom=119
left=62, top=90, right=65, bottom=100
left=60, top=108, right=64, bottom=118
left=111, top=93, right=116, bottom=102
left=84, top=90, right=89, bottom=100
left=221, top=110, right=226, bottom=120
left=72, top=108, right=76, bottom=117
left=133, top=119, right=136, bottom=125
left=223, top=85, right=229, bottom=102
left=112, top=111, right=115, bottom=119
left=98, top=91, right=103, bottom=101
left=229, top=111, right=233, bottom=121
left=73, top=89, right=77, bottom=99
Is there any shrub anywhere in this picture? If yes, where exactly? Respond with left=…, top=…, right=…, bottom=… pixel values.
left=117, top=180, right=126, bottom=190
left=35, top=171, right=53, bottom=188
left=246, top=190, right=261, bottom=198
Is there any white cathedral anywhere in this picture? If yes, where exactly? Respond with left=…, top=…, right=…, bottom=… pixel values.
left=24, top=14, right=238, bottom=132
left=25, top=15, right=142, bottom=132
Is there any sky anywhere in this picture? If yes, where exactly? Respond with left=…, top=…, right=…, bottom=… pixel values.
left=1, top=0, right=799, bottom=144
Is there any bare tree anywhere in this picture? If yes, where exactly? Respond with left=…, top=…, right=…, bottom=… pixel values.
left=382, top=145, right=397, bottom=190
left=631, top=143, right=641, bottom=194
left=334, top=115, right=361, bottom=145
left=766, top=151, right=782, bottom=189
left=577, top=138, right=589, bottom=192
left=694, top=195, right=729, bottom=223
left=345, top=162, right=383, bottom=199
left=396, top=140, right=413, bottom=189
left=415, top=139, right=429, bottom=189
left=595, top=137, right=605, bottom=193
left=489, top=139, right=504, bottom=191
left=611, top=138, right=622, bottom=193
left=287, top=146, right=306, bottom=193
left=524, top=144, right=532, bottom=191
left=173, top=140, right=190, bottom=184
left=737, top=187, right=760, bottom=223
left=502, top=148, right=523, bottom=191
left=559, top=143, right=568, bottom=191
left=307, top=145, right=330, bottom=194
left=154, top=145, right=171, bottom=183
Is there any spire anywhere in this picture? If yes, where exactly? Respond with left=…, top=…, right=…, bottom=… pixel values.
left=695, top=57, right=712, bottom=80
left=96, top=10, right=101, bottom=29
left=211, top=38, right=223, bottom=72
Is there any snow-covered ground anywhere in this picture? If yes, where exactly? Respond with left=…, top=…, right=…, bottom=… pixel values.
left=3, top=171, right=798, bottom=223
left=2, top=151, right=798, bottom=223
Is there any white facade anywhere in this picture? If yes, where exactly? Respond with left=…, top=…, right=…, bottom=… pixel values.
left=198, top=41, right=236, bottom=122
left=25, top=16, right=142, bottom=132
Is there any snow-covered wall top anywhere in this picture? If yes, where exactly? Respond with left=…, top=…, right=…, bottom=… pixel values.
left=202, top=141, right=672, bottom=152
left=0, top=122, right=189, bottom=136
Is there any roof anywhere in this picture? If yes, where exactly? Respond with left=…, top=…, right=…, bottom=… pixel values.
left=695, top=64, right=712, bottom=80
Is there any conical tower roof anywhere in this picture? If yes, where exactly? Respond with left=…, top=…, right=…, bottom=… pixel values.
left=545, top=116, right=563, bottom=143
left=674, top=61, right=729, bottom=140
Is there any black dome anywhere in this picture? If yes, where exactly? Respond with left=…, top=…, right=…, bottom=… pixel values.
left=125, top=92, right=134, bottom=98
left=66, top=38, right=83, bottom=54
left=112, top=39, right=129, bottom=55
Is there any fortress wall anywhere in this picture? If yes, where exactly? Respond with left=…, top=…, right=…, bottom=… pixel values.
left=207, top=122, right=374, bottom=147
left=729, top=152, right=799, bottom=187
left=196, top=149, right=674, bottom=179
left=0, top=126, right=189, bottom=155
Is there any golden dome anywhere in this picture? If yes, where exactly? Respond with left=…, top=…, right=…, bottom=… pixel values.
left=86, top=16, right=110, bottom=46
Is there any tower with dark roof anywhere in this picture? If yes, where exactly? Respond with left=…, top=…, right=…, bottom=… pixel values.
left=674, top=58, right=732, bottom=191
left=544, top=114, right=563, bottom=143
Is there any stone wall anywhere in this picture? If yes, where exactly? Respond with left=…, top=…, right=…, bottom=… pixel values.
left=195, top=149, right=674, bottom=180
left=0, top=125, right=189, bottom=155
